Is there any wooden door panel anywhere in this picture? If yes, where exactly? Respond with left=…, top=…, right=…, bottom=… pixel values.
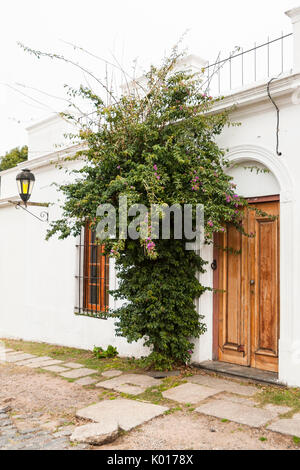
left=250, top=202, right=279, bottom=372
left=226, top=227, right=242, bottom=346
left=217, top=200, right=279, bottom=373
left=218, top=221, right=249, bottom=366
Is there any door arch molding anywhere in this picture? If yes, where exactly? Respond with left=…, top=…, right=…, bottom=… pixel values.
left=225, top=144, right=293, bottom=201
left=214, top=144, right=294, bottom=380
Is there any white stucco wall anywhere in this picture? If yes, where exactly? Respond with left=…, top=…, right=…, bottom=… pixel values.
left=27, top=114, right=77, bottom=160
left=0, top=150, right=149, bottom=358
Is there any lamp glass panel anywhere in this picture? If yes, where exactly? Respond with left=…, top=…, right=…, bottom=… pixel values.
left=28, top=180, right=34, bottom=195
left=17, top=180, right=22, bottom=195
left=22, top=181, right=29, bottom=194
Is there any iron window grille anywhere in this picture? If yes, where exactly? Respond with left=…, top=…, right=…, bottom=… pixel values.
left=75, top=224, right=109, bottom=319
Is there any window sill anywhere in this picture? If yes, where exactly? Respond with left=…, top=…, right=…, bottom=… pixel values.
left=74, top=309, right=108, bottom=320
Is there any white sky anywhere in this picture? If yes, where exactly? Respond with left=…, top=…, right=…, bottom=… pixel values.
left=0, top=0, right=298, bottom=155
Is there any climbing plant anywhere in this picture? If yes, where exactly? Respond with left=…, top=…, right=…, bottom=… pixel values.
left=25, top=47, right=248, bottom=369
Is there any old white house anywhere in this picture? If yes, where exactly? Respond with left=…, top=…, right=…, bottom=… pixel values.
left=1, top=7, right=300, bottom=386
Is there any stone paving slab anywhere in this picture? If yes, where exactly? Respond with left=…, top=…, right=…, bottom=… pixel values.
left=188, top=374, right=257, bottom=396
left=4, top=353, right=36, bottom=363
left=162, top=383, right=220, bottom=404
left=264, top=404, right=292, bottom=414
left=0, top=348, right=14, bottom=353
left=43, top=365, right=70, bottom=373
left=215, top=393, right=257, bottom=406
left=102, top=369, right=123, bottom=378
left=16, top=356, right=53, bottom=366
left=27, top=359, right=64, bottom=368
left=268, top=415, right=300, bottom=437
left=76, top=398, right=168, bottom=431
left=195, top=399, right=278, bottom=428
left=63, top=362, right=83, bottom=369
left=5, top=351, right=27, bottom=356
left=60, top=368, right=96, bottom=379
left=96, top=373, right=161, bottom=393
left=75, top=377, right=98, bottom=386
left=71, top=422, right=119, bottom=445
left=114, top=384, right=146, bottom=395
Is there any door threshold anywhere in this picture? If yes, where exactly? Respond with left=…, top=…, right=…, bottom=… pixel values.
left=193, top=360, right=282, bottom=386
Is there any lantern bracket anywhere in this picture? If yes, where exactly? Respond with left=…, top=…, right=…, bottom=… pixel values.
left=9, top=200, right=49, bottom=223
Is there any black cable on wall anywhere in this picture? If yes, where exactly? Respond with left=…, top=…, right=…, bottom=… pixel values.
left=267, top=77, right=282, bottom=156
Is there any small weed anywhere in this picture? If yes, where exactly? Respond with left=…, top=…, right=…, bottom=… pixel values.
left=69, top=441, right=79, bottom=447
left=255, top=386, right=300, bottom=415
left=93, top=345, right=118, bottom=359
left=259, top=437, right=267, bottom=442
left=158, top=377, right=186, bottom=392
left=293, top=436, right=300, bottom=444
left=137, top=387, right=163, bottom=403
left=61, top=421, right=74, bottom=427
left=221, top=419, right=229, bottom=423
left=164, top=407, right=182, bottom=415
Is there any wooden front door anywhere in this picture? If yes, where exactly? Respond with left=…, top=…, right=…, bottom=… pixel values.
left=215, top=199, right=280, bottom=373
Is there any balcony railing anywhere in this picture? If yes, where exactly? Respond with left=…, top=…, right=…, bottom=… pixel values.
left=203, top=32, right=293, bottom=96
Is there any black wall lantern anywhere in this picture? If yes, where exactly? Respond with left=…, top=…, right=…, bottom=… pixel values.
left=9, top=168, right=49, bottom=222
left=16, top=168, right=35, bottom=205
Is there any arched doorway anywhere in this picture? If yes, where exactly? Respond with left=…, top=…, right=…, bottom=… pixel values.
left=212, top=146, right=293, bottom=376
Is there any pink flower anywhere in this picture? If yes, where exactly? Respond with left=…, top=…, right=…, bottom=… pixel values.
left=147, top=241, right=156, bottom=251
left=153, top=164, right=158, bottom=171
left=207, top=220, right=213, bottom=227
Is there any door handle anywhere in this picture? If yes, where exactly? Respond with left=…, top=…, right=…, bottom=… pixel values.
left=250, top=279, right=255, bottom=285
left=211, top=259, right=217, bottom=270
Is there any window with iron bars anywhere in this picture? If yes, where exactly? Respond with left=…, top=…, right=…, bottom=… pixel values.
left=75, top=224, right=109, bottom=318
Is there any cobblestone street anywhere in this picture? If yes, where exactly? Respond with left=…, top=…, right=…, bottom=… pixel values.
left=0, top=405, right=88, bottom=450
